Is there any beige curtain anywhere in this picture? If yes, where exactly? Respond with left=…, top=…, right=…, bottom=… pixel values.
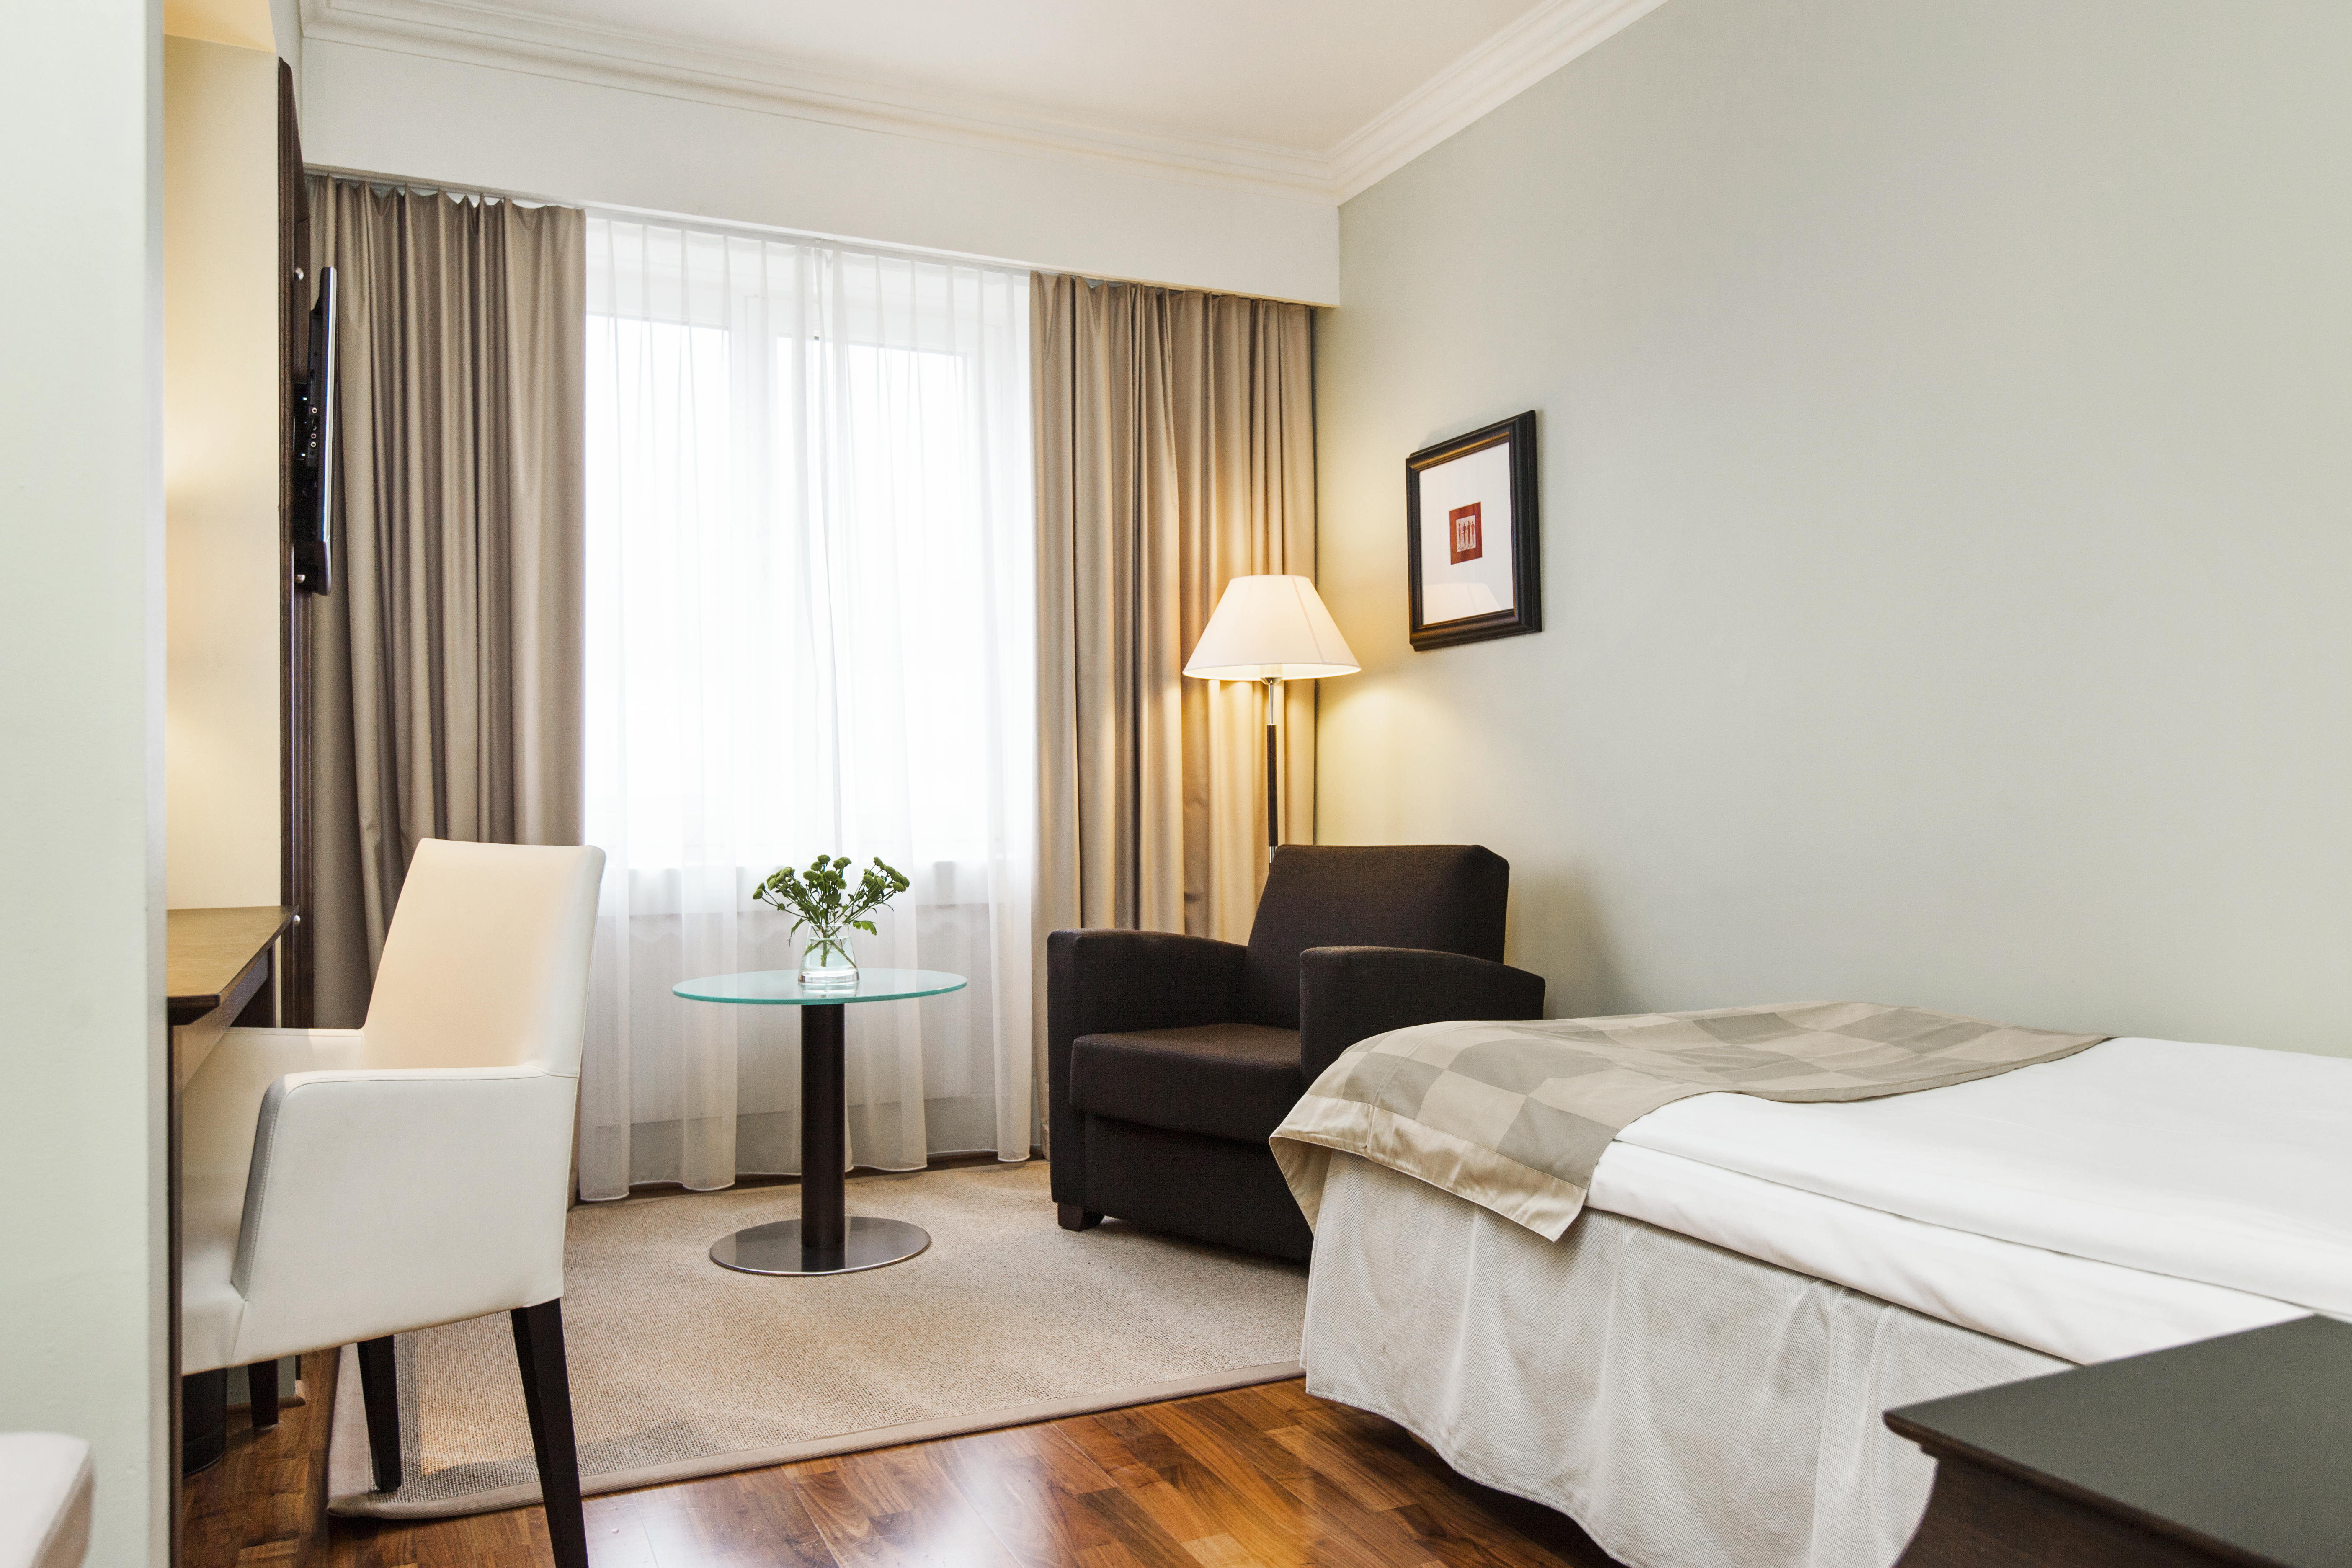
left=1032, top=273, right=1316, bottom=948
left=307, top=177, right=586, bottom=1026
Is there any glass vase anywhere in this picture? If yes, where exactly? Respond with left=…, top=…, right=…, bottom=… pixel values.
left=798, top=929, right=858, bottom=990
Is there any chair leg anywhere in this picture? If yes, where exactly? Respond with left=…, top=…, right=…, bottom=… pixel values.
left=247, top=1358, right=280, bottom=1431
left=181, top=1369, right=228, bottom=1477
left=356, top=1336, right=402, bottom=1494
left=511, top=1299, right=589, bottom=1568
left=1059, top=1203, right=1102, bottom=1232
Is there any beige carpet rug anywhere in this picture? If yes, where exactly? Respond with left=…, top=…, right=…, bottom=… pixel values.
left=325, top=1161, right=1307, bottom=1518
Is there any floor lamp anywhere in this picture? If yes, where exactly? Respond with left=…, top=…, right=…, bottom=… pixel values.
left=1183, top=575, right=1360, bottom=861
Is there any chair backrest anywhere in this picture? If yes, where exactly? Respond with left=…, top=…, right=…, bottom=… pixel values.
left=361, top=839, right=606, bottom=1074
left=1241, top=844, right=1509, bottom=1029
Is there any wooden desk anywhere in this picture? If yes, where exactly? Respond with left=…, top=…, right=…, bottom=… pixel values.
left=1886, top=1315, right=2352, bottom=1568
left=168, top=904, right=291, bottom=1019
left=168, top=905, right=292, bottom=1085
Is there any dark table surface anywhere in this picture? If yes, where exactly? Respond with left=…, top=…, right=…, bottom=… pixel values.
left=1885, top=1315, right=2352, bottom=1568
left=166, top=905, right=292, bottom=1025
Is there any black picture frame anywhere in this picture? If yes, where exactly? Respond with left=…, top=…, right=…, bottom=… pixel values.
left=1406, top=410, right=1541, bottom=651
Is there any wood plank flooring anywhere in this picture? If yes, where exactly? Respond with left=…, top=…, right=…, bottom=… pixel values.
left=185, top=1349, right=1622, bottom=1568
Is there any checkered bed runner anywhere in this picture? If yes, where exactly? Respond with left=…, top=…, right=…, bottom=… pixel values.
left=1271, top=1001, right=2108, bottom=1240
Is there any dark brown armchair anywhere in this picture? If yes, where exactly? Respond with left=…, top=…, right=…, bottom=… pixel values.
left=1046, top=844, right=1545, bottom=1259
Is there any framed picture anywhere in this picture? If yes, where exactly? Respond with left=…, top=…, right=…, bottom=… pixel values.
left=1406, top=410, right=1541, bottom=651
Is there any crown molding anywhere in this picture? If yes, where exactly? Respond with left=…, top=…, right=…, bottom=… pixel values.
left=1328, top=0, right=1673, bottom=200
left=300, top=0, right=1668, bottom=207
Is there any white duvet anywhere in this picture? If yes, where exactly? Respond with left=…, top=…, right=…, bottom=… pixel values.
left=1584, top=1036, right=2352, bottom=1362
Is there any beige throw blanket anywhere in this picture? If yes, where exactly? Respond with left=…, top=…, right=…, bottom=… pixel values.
left=1271, top=1002, right=2107, bottom=1240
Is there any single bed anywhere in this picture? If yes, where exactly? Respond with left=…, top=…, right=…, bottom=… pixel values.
left=1292, top=1034, right=2352, bottom=1568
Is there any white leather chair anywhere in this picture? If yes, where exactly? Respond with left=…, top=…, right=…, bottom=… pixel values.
left=181, top=839, right=604, bottom=1568
left=0, top=1434, right=92, bottom=1568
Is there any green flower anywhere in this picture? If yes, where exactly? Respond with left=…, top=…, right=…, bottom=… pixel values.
left=752, top=854, right=911, bottom=937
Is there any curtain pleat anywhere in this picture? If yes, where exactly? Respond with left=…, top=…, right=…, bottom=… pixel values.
left=307, top=176, right=586, bottom=1026
left=1032, top=273, right=1317, bottom=957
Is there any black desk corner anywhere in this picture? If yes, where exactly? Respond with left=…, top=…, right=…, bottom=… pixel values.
left=1885, top=1314, right=2352, bottom=1568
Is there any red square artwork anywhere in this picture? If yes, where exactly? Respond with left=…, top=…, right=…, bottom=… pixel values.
left=1449, top=502, right=1483, bottom=564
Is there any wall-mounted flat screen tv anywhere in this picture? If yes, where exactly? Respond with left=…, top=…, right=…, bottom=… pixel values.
left=291, top=266, right=336, bottom=596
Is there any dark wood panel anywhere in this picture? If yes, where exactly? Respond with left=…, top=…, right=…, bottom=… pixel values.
left=277, top=56, right=313, bottom=1029
left=185, top=1351, right=1620, bottom=1568
left=1894, top=1457, right=2254, bottom=1568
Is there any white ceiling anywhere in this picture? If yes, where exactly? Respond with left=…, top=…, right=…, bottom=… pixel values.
left=302, top=0, right=1669, bottom=200
left=481, top=0, right=1542, bottom=153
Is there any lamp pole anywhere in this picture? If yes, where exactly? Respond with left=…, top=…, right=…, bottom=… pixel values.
left=1263, top=673, right=1283, bottom=862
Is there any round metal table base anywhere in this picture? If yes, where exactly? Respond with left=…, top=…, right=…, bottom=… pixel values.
left=709, top=1215, right=931, bottom=1276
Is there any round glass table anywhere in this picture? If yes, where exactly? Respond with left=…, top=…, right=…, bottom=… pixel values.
left=673, top=967, right=967, bottom=1276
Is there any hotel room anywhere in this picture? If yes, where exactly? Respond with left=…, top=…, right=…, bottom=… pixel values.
left=5, top=2, right=2349, bottom=1567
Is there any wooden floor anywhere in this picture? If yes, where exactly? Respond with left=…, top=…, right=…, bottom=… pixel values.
left=185, top=1349, right=1621, bottom=1568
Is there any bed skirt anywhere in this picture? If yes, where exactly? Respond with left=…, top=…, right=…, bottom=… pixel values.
left=1302, top=1153, right=2065, bottom=1568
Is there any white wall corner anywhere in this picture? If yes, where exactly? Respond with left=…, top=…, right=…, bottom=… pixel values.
left=275, top=0, right=304, bottom=90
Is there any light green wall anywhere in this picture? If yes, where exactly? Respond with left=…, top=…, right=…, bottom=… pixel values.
left=1314, top=0, right=2352, bottom=1054
left=0, top=3, right=170, bottom=1565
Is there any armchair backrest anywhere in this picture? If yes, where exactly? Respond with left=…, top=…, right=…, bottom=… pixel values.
left=1241, top=844, right=1509, bottom=1029
left=361, top=839, right=606, bottom=1074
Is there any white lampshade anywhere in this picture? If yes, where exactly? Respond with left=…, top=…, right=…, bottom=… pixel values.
left=1183, top=575, right=1360, bottom=681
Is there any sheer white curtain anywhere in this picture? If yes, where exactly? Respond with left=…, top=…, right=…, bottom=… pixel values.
left=577, top=216, right=1035, bottom=1200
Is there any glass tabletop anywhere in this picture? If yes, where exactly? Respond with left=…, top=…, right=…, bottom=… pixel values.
left=672, top=968, right=968, bottom=1006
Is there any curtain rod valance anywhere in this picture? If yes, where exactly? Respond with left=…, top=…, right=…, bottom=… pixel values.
left=582, top=203, right=1038, bottom=278
left=1037, top=270, right=1313, bottom=310
left=305, top=165, right=574, bottom=212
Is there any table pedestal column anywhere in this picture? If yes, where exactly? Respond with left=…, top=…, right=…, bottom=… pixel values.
left=799, top=1003, right=846, bottom=1260
left=707, top=1001, right=932, bottom=1277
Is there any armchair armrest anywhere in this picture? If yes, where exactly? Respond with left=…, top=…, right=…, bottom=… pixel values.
left=1298, top=946, right=1547, bottom=1084
left=225, top=1065, right=578, bottom=1365
left=1044, top=928, right=1247, bottom=1205
left=183, top=1028, right=364, bottom=1186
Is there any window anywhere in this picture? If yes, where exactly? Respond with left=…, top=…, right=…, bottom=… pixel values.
left=578, top=217, right=1034, bottom=1197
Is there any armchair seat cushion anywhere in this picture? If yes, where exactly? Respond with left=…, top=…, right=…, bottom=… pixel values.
left=1069, top=1024, right=1305, bottom=1143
